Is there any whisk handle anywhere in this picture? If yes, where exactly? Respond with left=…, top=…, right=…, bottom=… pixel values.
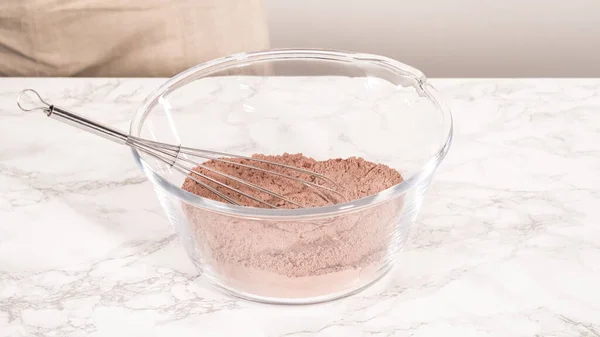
left=16, top=89, right=129, bottom=144
left=47, top=105, right=129, bottom=144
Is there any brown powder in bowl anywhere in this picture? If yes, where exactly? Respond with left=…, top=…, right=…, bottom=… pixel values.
left=181, top=153, right=405, bottom=299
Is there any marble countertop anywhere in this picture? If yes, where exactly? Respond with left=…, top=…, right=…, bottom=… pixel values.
left=1, top=78, right=599, bottom=337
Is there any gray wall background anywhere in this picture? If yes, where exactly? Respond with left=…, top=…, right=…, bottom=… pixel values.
left=265, top=0, right=600, bottom=77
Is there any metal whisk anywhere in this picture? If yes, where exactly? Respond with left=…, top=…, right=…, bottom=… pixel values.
left=16, top=89, right=345, bottom=209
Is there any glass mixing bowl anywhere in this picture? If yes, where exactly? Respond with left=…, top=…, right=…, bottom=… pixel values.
left=130, top=49, right=453, bottom=304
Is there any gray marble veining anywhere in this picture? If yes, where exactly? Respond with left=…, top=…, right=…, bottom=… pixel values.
left=0, top=78, right=599, bottom=336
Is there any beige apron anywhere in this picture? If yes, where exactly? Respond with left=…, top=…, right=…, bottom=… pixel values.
left=0, top=0, right=269, bottom=77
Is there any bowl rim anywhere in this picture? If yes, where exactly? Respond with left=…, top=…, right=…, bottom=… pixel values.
left=129, top=48, right=453, bottom=219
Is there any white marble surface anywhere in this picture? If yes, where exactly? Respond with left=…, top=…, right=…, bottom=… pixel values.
left=1, top=78, right=599, bottom=336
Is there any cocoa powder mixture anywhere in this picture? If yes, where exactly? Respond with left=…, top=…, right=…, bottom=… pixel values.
left=181, top=153, right=404, bottom=298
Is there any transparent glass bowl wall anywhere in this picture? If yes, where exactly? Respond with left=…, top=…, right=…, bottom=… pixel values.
left=130, top=50, right=453, bottom=304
